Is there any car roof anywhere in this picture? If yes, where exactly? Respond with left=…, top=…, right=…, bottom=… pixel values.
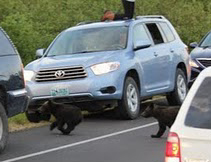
left=65, top=15, right=168, bottom=32
left=66, top=20, right=131, bottom=31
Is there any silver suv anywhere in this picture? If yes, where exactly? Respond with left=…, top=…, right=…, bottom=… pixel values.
left=24, top=15, right=190, bottom=121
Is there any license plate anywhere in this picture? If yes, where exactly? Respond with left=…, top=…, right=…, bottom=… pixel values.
left=51, top=87, right=69, bottom=97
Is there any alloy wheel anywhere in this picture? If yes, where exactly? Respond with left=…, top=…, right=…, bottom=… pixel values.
left=126, top=83, right=138, bottom=113
left=177, top=74, right=187, bottom=102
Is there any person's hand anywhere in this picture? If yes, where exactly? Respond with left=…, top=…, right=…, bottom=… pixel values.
left=101, top=11, right=115, bottom=21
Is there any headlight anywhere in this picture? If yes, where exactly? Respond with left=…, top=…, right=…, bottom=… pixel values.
left=24, top=70, right=35, bottom=81
left=189, top=60, right=199, bottom=68
left=91, top=62, right=120, bottom=75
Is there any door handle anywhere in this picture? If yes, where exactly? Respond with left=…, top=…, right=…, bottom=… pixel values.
left=154, top=52, right=158, bottom=57
left=170, top=48, right=174, bottom=53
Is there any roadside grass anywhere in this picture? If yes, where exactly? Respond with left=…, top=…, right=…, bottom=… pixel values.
left=8, top=113, right=50, bottom=133
left=8, top=96, right=165, bottom=133
left=8, top=111, right=90, bottom=133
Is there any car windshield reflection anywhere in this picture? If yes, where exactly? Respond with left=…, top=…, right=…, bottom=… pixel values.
left=46, top=26, right=128, bottom=56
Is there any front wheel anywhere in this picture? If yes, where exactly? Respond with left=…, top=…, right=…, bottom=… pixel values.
left=0, top=102, right=8, bottom=153
left=116, top=77, right=140, bottom=120
left=167, top=69, right=188, bottom=106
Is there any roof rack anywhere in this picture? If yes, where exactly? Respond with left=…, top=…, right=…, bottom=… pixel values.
left=76, top=21, right=100, bottom=26
left=136, top=15, right=166, bottom=20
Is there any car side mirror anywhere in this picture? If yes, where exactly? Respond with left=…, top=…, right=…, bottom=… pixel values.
left=36, top=48, right=45, bottom=59
left=189, top=42, right=198, bottom=49
left=134, top=40, right=152, bottom=51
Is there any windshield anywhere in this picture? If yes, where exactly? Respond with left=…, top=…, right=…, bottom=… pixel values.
left=185, top=77, right=211, bottom=129
left=46, top=26, right=128, bottom=56
left=199, top=32, right=211, bottom=48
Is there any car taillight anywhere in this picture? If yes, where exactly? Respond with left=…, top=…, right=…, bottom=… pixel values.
left=165, top=132, right=181, bottom=162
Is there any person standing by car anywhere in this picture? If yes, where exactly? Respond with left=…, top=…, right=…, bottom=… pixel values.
left=101, top=0, right=135, bottom=21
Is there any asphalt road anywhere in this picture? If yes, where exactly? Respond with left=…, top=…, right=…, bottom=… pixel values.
left=0, top=98, right=169, bottom=162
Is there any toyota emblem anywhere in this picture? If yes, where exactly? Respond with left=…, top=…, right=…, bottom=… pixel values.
left=55, top=70, right=65, bottom=78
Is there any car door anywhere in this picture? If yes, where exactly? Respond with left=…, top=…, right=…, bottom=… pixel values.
left=133, top=23, right=157, bottom=94
left=144, top=23, right=171, bottom=92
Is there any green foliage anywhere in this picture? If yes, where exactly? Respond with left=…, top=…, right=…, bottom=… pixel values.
left=8, top=113, right=28, bottom=125
left=0, top=0, right=211, bottom=65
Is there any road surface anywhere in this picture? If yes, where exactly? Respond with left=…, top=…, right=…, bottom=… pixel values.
left=0, top=98, right=168, bottom=162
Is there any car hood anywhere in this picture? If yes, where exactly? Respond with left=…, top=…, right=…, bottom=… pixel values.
left=25, top=51, right=123, bottom=72
left=190, top=47, right=211, bottom=59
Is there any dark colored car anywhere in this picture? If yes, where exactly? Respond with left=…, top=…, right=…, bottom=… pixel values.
left=189, top=30, right=211, bottom=86
left=0, top=27, right=29, bottom=152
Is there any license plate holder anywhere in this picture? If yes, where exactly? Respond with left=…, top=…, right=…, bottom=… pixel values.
left=51, top=87, right=69, bottom=97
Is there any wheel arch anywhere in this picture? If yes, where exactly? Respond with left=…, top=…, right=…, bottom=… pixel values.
left=177, top=62, right=187, bottom=80
left=125, top=69, right=141, bottom=92
left=0, top=85, right=8, bottom=115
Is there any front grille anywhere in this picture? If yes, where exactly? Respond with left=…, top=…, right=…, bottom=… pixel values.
left=35, top=66, right=87, bottom=82
left=197, top=59, right=211, bottom=68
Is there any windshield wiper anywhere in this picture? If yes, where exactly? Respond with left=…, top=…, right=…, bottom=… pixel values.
left=201, top=45, right=211, bottom=49
left=47, top=50, right=102, bottom=56
left=71, top=50, right=102, bottom=54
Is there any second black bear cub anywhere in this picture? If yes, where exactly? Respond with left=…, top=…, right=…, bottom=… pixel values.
left=141, top=103, right=179, bottom=138
left=39, top=100, right=83, bottom=135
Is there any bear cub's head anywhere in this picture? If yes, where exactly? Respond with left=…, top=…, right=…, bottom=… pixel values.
left=38, top=100, right=53, bottom=114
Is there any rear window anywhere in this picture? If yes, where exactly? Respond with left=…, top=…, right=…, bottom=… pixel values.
left=159, top=22, right=175, bottom=42
left=0, top=29, right=17, bottom=55
left=185, top=77, right=211, bottom=129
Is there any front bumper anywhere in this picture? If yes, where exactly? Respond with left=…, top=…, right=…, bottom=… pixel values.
left=26, top=71, right=124, bottom=106
left=189, top=67, right=203, bottom=86
left=7, top=89, right=30, bottom=117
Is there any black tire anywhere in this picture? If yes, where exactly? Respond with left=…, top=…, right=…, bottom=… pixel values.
left=0, top=102, right=8, bottom=153
left=116, top=77, right=140, bottom=120
left=25, top=110, right=41, bottom=123
left=25, top=108, right=51, bottom=123
left=167, top=68, right=188, bottom=106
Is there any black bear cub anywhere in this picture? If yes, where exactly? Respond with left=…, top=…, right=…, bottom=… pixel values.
left=39, top=100, right=83, bottom=135
left=141, top=103, right=180, bottom=138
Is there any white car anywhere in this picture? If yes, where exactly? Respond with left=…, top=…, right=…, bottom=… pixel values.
left=165, top=67, right=211, bottom=162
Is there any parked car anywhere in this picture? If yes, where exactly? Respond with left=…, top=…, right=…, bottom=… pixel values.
left=189, top=30, right=211, bottom=86
left=165, top=67, right=211, bottom=162
left=0, top=27, right=29, bottom=152
left=24, top=15, right=190, bottom=121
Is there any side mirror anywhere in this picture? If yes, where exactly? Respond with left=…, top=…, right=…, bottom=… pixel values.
left=134, top=40, right=152, bottom=51
left=189, top=42, right=198, bottom=49
left=36, top=48, right=45, bottom=59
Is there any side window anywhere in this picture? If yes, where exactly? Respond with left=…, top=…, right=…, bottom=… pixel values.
left=133, top=24, right=151, bottom=44
left=159, top=22, right=175, bottom=42
left=185, top=77, right=211, bottom=129
left=146, top=23, right=164, bottom=45
left=0, top=29, right=16, bottom=55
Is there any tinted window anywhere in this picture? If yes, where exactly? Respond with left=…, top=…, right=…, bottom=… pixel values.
left=199, top=32, right=211, bottom=48
left=0, top=29, right=16, bottom=55
left=185, top=77, right=211, bottom=129
left=146, top=23, right=164, bottom=45
left=133, top=24, right=151, bottom=43
left=159, top=23, right=175, bottom=42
